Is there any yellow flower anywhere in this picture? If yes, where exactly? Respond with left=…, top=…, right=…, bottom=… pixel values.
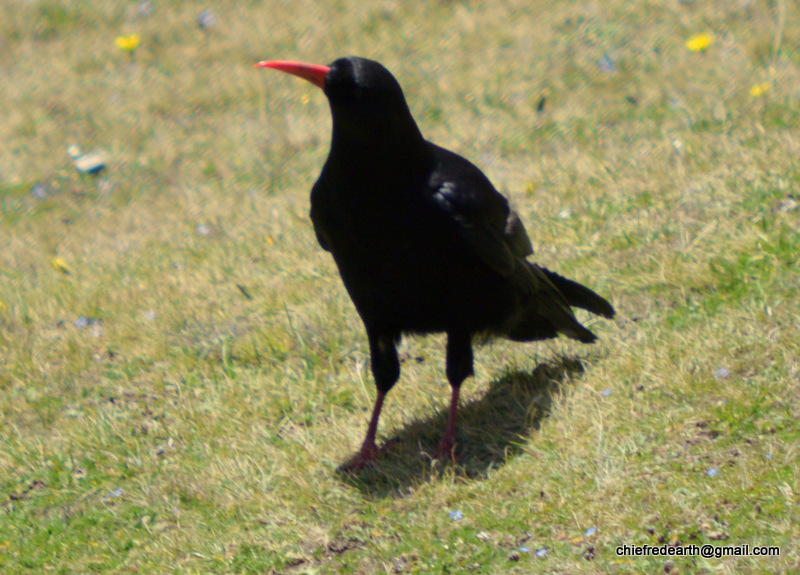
left=750, top=82, right=770, bottom=97
left=685, top=33, right=714, bottom=52
left=116, top=34, right=141, bottom=53
left=52, top=256, right=71, bottom=274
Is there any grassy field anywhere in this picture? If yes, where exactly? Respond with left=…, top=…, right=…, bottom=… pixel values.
left=1, top=0, right=799, bottom=573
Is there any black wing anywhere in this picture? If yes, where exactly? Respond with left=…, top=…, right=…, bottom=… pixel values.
left=427, top=144, right=533, bottom=276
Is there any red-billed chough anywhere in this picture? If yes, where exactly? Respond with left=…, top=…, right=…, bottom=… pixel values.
left=256, top=56, right=615, bottom=470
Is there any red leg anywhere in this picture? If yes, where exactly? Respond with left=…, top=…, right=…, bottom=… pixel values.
left=436, top=331, right=472, bottom=461
left=436, top=384, right=460, bottom=459
left=340, top=391, right=386, bottom=471
left=340, top=330, right=399, bottom=471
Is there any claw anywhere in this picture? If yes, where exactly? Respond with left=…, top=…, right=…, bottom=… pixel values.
left=338, top=441, right=382, bottom=472
left=435, top=433, right=457, bottom=462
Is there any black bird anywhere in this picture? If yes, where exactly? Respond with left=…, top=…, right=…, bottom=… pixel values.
left=256, top=57, right=615, bottom=470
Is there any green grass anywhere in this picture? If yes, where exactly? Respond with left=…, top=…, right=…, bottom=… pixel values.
left=1, top=0, right=799, bottom=573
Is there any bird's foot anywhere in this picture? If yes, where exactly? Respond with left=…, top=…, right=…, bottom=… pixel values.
left=338, top=441, right=382, bottom=473
left=435, top=434, right=457, bottom=462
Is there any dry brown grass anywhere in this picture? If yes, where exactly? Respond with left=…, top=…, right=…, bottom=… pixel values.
left=1, top=0, right=799, bottom=573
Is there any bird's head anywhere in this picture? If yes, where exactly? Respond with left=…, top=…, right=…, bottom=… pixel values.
left=256, top=56, right=421, bottom=144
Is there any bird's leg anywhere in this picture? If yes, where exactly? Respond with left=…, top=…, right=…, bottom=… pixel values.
left=437, top=332, right=473, bottom=460
left=341, top=331, right=400, bottom=471
left=438, top=384, right=461, bottom=460
left=353, top=390, right=385, bottom=463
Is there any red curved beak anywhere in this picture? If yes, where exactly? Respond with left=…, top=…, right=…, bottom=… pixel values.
left=255, top=60, right=330, bottom=90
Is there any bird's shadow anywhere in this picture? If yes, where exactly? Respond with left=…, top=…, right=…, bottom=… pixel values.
left=336, top=355, right=588, bottom=499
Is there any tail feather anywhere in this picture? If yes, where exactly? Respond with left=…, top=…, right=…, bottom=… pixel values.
left=540, top=267, right=616, bottom=319
left=503, top=262, right=605, bottom=344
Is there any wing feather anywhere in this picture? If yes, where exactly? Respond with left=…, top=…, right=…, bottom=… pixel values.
left=428, top=147, right=534, bottom=277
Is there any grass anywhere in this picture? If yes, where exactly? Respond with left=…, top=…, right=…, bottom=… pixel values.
left=1, top=0, right=799, bottom=573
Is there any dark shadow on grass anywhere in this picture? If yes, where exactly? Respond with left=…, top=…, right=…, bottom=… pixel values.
left=335, top=355, right=588, bottom=499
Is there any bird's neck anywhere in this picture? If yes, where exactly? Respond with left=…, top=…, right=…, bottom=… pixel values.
left=328, top=122, right=431, bottom=182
